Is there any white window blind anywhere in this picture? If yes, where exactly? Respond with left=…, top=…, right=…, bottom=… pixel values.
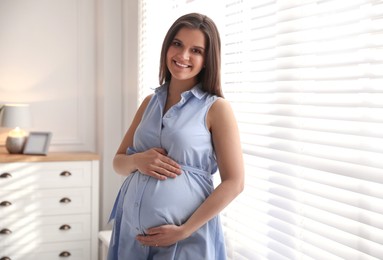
left=221, top=0, right=383, bottom=259
left=138, top=0, right=383, bottom=259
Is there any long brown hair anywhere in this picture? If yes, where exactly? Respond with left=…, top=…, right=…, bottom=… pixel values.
left=159, top=13, right=223, bottom=97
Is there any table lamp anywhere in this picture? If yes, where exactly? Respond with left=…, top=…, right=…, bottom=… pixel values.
left=0, top=104, right=31, bottom=154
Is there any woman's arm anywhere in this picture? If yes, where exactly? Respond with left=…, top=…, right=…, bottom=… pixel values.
left=181, top=98, right=245, bottom=233
left=137, top=98, right=244, bottom=246
left=113, top=95, right=181, bottom=179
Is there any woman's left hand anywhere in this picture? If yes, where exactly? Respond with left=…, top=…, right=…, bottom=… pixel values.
left=136, top=224, right=188, bottom=247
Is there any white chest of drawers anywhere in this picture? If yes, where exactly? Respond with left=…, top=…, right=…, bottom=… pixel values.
left=0, top=152, right=99, bottom=260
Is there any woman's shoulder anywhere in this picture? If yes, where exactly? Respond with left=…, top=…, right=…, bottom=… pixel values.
left=142, top=93, right=154, bottom=106
left=143, top=93, right=154, bottom=103
left=209, top=97, right=231, bottom=115
left=136, top=94, right=154, bottom=117
left=207, top=98, right=236, bottom=130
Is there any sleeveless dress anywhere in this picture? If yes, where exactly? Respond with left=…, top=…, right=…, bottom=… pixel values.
left=107, top=83, right=227, bottom=260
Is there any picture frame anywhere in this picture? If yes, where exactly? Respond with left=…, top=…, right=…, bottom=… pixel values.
left=23, top=132, right=52, bottom=155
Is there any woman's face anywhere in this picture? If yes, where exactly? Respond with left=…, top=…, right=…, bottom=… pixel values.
left=166, top=27, right=206, bottom=87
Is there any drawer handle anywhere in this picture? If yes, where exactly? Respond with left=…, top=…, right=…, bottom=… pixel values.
left=59, top=197, right=71, bottom=204
left=0, top=173, right=12, bottom=179
left=0, top=228, right=12, bottom=235
left=0, top=257, right=11, bottom=260
left=59, top=224, right=71, bottom=230
left=0, top=201, right=12, bottom=207
left=60, top=171, right=72, bottom=177
left=59, top=251, right=71, bottom=257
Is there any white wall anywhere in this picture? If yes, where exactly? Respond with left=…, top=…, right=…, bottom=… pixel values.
left=0, top=0, right=138, bottom=230
left=95, top=0, right=140, bottom=230
left=0, top=0, right=96, bottom=151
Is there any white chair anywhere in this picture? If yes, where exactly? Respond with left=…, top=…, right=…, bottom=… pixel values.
left=98, top=230, right=112, bottom=260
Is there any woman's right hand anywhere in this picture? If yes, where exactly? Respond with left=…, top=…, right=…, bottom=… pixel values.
left=134, top=148, right=182, bottom=180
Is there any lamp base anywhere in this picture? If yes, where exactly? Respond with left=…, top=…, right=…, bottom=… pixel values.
left=6, top=136, right=26, bottom=154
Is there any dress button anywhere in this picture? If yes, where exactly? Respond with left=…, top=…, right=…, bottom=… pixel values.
left=142, top=177, right=148, bottom=182
left=134, top=202, right=139, bottom=207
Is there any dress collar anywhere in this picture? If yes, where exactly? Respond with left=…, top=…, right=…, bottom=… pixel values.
left=155, top=82, right=207, bottom=100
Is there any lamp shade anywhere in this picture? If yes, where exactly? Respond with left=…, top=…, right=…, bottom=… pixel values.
left=1, top=104, right=31, bottom=129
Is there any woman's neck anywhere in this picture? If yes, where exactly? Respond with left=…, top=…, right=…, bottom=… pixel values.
left=163, top=79, right=198, bottom=115
left=168, top=78, right=198, bottom=97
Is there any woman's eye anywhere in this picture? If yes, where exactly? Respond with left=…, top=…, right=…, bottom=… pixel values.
left=172, top=41, right=181, bottom=47
left=192, top=48, right=202, bottom=54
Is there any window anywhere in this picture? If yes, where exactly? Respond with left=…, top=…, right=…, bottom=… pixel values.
left=139, top=0, right=383, bottom=259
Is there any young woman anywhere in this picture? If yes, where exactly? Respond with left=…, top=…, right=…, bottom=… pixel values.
left=108, top=13, right=244, bottom=260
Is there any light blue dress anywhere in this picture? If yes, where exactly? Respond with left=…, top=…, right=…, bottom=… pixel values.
left=108, top=83, right=227, bottom=260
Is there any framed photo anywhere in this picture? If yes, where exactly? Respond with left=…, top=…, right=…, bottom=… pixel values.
left=23, top=132, right=52, bottom=155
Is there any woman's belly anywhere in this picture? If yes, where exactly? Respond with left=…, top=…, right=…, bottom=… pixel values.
left=122, top=168, right=213, bottom=233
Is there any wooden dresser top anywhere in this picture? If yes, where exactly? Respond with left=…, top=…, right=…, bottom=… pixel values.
left=0, top=148, right=99, bottom=163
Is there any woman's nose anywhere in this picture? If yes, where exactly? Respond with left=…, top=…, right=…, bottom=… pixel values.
left=179, top=49, right=190, bottom=60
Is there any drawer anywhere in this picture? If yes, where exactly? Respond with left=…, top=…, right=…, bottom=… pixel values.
left=0, top=188, right=91, bottom=217
left=0, top=161, right=92, bottom=190
left=0, top=240, right=90, bottom=260
left=0, top=214, right=91, bottom=247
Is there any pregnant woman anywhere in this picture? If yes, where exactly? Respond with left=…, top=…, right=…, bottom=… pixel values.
left=108, top=13, right=244, bottom=260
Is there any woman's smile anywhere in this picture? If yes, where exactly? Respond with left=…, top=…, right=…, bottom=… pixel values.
left=174, top=60, right=191, bottom=68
